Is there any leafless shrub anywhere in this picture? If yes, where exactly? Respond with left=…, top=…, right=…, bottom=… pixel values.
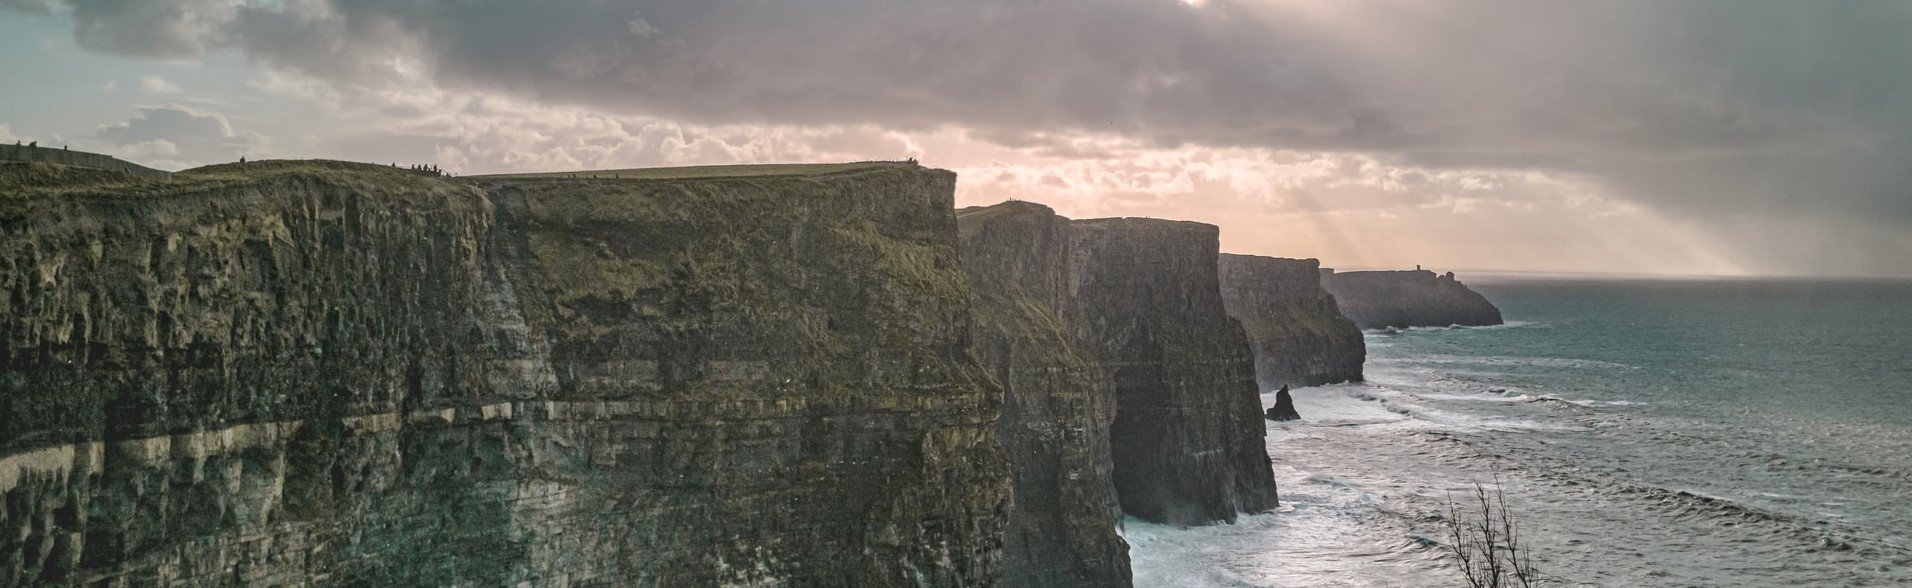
left=1444, top=476, right=1541, bottom=588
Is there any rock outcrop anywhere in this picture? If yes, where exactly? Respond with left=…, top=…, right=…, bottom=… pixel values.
left=956, top=202, right=1284, bottom=584
left=0, top=160, right=1008, bottom=586
left=1322, top=269, right=1503, bottom=329
left=1218, top=254, right=1365, bottom=390
left=1067, top=217, right=1279, bottom=526
left=958, top=202, right=1129, bottom=587
left=1264, top=386, right=1301, bottom=421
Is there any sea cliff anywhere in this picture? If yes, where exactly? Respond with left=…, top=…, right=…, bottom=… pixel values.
left=958, top=201, right=1129, bottom=587
left=0, top=160, right=1008, bottom=586
left=1069, top=218, right=1279, bottom=526
left=1323, top=269, right=1503, bottom=329
left=958, top=202, right=1281, bottom=586
left=1218, top=254, right=1365, bottom=389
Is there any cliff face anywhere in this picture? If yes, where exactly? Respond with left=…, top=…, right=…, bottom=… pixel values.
left=1068, top=218, right=1278, bottom=526
left=1322, top=269, right=1504, bottom=329
left=957, top=202, right=1129, bottom=587
left=1218, top=254, right=1365, bottom=389
left=0, top=160, right=1008, bottom=586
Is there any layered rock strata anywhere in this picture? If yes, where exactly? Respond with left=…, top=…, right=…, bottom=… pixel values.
left=0, top=160, right=1008, bottom=586
left=1322, top=269, right=1504, bottom=329
left=1069, top=218, right=1279, bottom=526
left=963, top=202, right=1277, bottom=546
left=957, top=202, right=1129, bottom=587
left=1218, top=254, right=1365, bottom=390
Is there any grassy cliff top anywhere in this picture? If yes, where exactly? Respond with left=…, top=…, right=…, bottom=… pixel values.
left=1071, top=215, right=1220, bottom=236
left=5, top=159, right=474, bottom=202
left=475, top=161, right=919, bottom=181
left=1220, top=252, right=1320, bottom=266
left=955, top=200, right=1057, bottom=222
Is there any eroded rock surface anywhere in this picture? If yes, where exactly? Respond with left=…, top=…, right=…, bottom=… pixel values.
left=0, top=160, right=1008, bottom=586
left=957, top=201, right=1129, bottom=587
left=1068, top=217, right=1278, bottom=526
left=1322, top=269, right=1504, bottom=329
left=1218, top=254, right=1365, bottom=390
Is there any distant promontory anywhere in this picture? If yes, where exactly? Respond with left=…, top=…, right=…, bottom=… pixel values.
left=1322, top=269, right=1503, bottom=329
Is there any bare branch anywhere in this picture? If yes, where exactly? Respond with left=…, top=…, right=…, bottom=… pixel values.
left=1443, top=477, right=1544, bottom=587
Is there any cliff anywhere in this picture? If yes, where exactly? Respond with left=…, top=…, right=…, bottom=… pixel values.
left=1070, top=218, right=1278, bottom=526
left=1218, top=254, right=1365, bottom=389
left=957, top=202, right=1129, bottom=587
left=1322, top=269, right=1504, bottom=329
left=0, top=160, right=1008, bottom=586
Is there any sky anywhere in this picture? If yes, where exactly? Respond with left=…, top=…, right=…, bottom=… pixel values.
left=3, top=1, right=1910, bottom=278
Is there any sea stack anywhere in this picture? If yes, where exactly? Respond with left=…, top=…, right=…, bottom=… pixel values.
left=1322, top=268, right=1504, bottom=329
left=1265, top=385, right=1302, bottom=421
left=1218, top=254, right=1366, bottom=390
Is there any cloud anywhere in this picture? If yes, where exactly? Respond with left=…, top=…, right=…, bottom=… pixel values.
left=63, top=0, right=239, bottom=59
left=93, top=104, right=265, bottom=169
left=138, top=74, right=181, bottom=93
left=0, top=0, right=53, bottom=15
left=11, top=2, right=1903, bottom=211
left=8, top=0, right=1912, bottom=275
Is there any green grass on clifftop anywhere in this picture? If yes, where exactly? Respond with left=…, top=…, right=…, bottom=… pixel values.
left=477, top=161, right=916, bottom=181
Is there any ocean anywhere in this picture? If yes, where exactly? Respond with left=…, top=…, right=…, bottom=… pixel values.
left=1127, top=277, right=1912, bottom=587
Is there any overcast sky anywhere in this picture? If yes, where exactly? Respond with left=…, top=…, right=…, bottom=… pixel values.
left=4, top=0, right=1909, bottom=278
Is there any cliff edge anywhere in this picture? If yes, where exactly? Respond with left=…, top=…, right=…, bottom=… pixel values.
left=1218, top=254, right=1365, bottom=389
left=1069, top=217, right=1279, bottom=526
left=958, top=201, right=1130, bottom=587
left=1322, top=269, right=1503, bottom=329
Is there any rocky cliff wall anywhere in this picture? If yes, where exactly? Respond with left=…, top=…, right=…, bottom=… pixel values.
left=1322, top=269, right=1503, bottom=329
left=0, top=160, right=1008, bottom=586
left=1068, top=218, right=1278, bottom=526
left=957, top=202, right=1129, bottom=587
left=1218, top=255, right=1364, bottom=389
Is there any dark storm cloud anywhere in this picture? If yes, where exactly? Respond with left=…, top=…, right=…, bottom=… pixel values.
left=12, top=0, right=1912, bottom=263
left=61, top=0, right=236, bottom=58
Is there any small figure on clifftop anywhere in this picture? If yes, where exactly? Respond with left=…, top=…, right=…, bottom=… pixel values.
left=239, top=156, right=246, bottom=164
left=1265, top=385, right=1302, bottom=421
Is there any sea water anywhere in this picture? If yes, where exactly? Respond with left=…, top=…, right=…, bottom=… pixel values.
left=1128, top=277, right=1912, bottom=587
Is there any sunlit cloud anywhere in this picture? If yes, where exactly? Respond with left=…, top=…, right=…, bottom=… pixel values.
left=1, top=0, right=1908, bottom=277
